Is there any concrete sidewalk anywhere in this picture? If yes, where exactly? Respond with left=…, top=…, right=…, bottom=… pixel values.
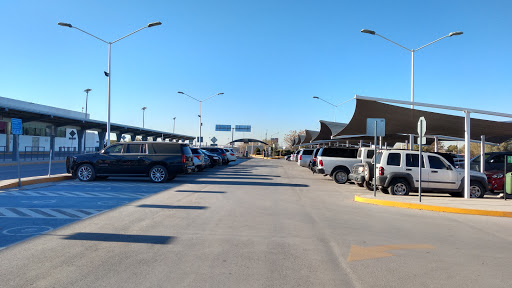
left=355, top=192, right=512, bottom=218
left=0, top=174, right=72, bottom=190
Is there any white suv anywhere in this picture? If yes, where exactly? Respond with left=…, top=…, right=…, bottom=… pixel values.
left=223, top=148, right=237, bottom=162
left=297, top=149, right=314, bottom=167
left=374, top=150, right=488, bottom=197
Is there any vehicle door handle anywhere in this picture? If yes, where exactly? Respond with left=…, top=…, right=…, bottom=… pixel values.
left=431, top=170, right=438, bottom=173
left=406, top=168, right=412, bottom=171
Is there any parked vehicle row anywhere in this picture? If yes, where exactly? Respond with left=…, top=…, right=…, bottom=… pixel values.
left=289, top=146, right=489, bottom=198
left=66, top=142, right=237, bottom=183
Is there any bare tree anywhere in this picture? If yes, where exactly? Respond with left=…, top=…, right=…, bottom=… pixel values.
left=283, top=130, right=305, bottom=149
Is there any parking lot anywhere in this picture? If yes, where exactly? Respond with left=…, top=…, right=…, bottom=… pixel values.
left=2, top=158, right=512, bottom=287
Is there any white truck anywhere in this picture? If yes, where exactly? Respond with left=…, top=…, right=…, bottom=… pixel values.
left=315, top=147, right=374, bottom=184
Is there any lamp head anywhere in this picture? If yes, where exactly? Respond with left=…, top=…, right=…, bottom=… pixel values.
left=142, top=107, right=147, bottom=111
left=84, top=88, right=92, bottom=93
left=361, top=29, right=376, bottom=35
left=313, top=96, right=319, bottom=99
left=177, top=91, right=184, bottom=94
left=449, top=31, right=463, bottom=37
left=217, top=93, right=224, bottom=95
left=148, top=21, right=162, bottom=28
left=58, top=22, right=73, bottom=28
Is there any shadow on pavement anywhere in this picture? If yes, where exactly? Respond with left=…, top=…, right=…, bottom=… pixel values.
left=138, top=204, right=208, bottom=210
left=175, top=190, right=226, bottom=194
left=63, top=232, right=174, bottom=244
left=182, top=180, right=309, bottom=188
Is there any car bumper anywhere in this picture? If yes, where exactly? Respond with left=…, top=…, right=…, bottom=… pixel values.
left=376, top=176, right=388, bottom=187
left=348, top=174, right=365, bottom=183
left=316, top=168, right=325, bottom=174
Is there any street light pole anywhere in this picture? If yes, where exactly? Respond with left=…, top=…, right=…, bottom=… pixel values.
left=173, top=117, right=176, bottom=133
left=360, top=29, right=463, bottom=108
left=361, top=29, right=462, bottom=148
left=177, top=91, right=224, bottom=148
left=83, top=88, right=91, bottom=152
left=58, top=21, right=162, bottom=145
left=312, top=96, right=352, bottom=122
left=141, top=107, right=147, bottom=128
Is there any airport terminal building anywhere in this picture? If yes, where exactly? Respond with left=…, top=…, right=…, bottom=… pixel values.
left=0, top=96, right=194, bottom=160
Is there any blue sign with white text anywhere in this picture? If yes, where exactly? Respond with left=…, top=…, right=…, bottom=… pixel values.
left=11, top=118, right=22, bottom=135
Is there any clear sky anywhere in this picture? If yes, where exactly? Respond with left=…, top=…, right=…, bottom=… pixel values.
left=1, top=0, right=510, bottom=146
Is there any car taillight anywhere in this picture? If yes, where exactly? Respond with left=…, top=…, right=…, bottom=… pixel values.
left=379, top=166, right=384, bottom=176
left=319, top=159, right=323, bottom=167
left=230, top=153, right=234, bottom=156
left=195, top=155, right=201, bottom=160
left=182, top=155, right=186, bottom=163
left=222, top=153, right=226, bottom=156
left=299, top=155, right=302, bottom=160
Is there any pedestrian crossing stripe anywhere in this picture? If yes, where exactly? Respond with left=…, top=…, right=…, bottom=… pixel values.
left=0, top=191, right=149, bottom=198
left=0, top=207, right=105, bottom=219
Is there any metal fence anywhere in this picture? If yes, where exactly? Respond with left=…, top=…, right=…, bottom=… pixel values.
left=0, top=146, right=100, bottom=162
left=23, top=146, right=46, bottom=160
left=0, top=146, right=6, bottom=161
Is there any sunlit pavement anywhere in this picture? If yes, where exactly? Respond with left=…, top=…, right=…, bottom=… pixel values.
left=1, top=158, right=512, bottom=288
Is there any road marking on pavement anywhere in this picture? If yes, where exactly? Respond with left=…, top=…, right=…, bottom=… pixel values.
left=0, top=207, right=104, bottom=219
left=3, top=226, right=53, bottom=235
left=0, top=191, right=148, bottom=198
left=347, top=244, right=435, bottom=262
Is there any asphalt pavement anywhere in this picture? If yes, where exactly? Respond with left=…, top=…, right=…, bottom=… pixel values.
left=1, top=159, right=512, bottom=287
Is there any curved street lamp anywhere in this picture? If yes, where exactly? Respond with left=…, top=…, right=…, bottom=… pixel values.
left=58, top=21, right=162, bottom=145
left=312, top=96, right=352, bottom=122
left=360, top=28, right=463, bottom=109
left=361, top=29, right=462, bottom=149
left=178, top=91, right=224, bottom=147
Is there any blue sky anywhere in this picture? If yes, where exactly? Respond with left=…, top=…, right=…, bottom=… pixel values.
left=1, top=0, right=510, bottom=146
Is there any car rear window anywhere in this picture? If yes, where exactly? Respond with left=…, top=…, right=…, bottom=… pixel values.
left=320, top=148, right=358, bottom=158
left=149, top=143, right=182, bottom=154
left=386, top=153, right=401, bottom=166
left=302, top=150, right=314, bottom=155
left=313, top=149, right=320, bottom=157
left=190, top=148, right=200, bottom=154
left=405, top=153, right=425, bottom=168
left=182, top=146, right=193, bottom=156
left=125, top=144, right=146, bottom=154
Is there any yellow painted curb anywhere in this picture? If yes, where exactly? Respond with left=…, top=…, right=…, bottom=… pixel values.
left=354, top=195, right=512, bottom=218
left=0, top=175, right=73, bottom=190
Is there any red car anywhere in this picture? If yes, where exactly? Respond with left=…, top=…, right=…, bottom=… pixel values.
left=485, top=170, right=505, bottom=193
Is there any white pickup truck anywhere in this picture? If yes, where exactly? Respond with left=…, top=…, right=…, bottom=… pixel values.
left=315, top=147, right=374, bottom=184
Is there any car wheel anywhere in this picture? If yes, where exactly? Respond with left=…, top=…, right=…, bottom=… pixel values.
left=389, top=179, right=410, bottom=196
left=356, top=182, right=364, bottom=187
left=332, top=169, right=348, bottom=184
left=449, top=192, right=462, bottom=197
left=364, top=162, right=372, bottom=182
left=365, top=180, right=376, bottom=192
left=470, top=181, right=486, bottom=198
left=149, top=165, right=168, bottom=183
left=77, top=164, right=96, bottom=182
left=380, top=187, right=389, bottom=194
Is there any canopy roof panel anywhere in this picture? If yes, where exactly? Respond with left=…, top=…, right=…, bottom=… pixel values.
left=335, top=99, right=512, bottom=143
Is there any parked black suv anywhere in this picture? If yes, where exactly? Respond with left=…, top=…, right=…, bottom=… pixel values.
left=66, top=142, right=194, bottom=183
left=201, top=147, right=229, bottom=165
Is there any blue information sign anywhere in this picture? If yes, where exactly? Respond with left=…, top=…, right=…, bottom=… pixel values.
left=235, top=125, right=251, bottom=132
left=215, top=125, right=232, bottom=132
left=11, top=118, right=22, bottom=135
